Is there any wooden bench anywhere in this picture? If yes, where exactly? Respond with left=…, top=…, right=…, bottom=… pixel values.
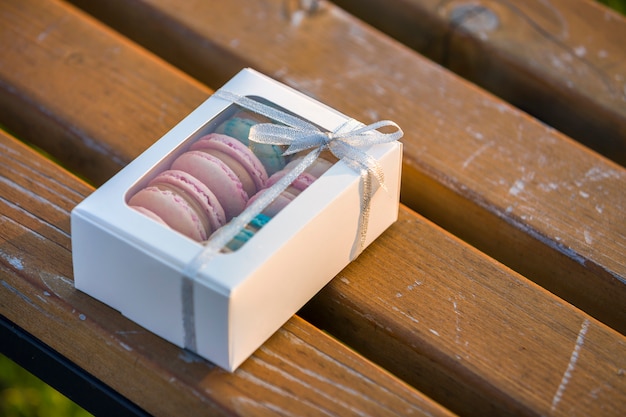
left=1, top=0, right=625, bottom=416
left=332, top=0, right=626, bottom=166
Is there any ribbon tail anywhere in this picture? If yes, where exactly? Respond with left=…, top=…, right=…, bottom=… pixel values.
left=350, top=168, right=373, bottom=260
left=181, top=275, right=197, bottom=351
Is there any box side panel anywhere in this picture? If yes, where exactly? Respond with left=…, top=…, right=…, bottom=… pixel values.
left=227, top=143, right=403, bottom=369
left=193, top=282, right=231, bottom=370
left=72, top=210, right=185, bottom=347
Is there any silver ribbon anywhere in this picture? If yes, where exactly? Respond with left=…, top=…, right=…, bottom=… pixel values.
left=181, top=89, right=403, bottom=351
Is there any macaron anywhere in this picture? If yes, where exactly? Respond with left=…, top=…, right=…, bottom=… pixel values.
left=245, top=189, right=298, bottom=218
left=214, top=112, right=288, bottom=175
left=130, top=206, right=167, bottom=225
left=225, top=227, right=254, bottom=252
left=214, top=111, right=265, bottom=142
left=171, top=150, right=249, bottom=221
left=190, top=133, right=268, bottom=197
left=128, top=170, right=226, bottom=241
left=250, top=140, right=288, bottom=176
left=245, top=155, right=334, bottom=218
left=224, top=213, right=271, bottom=252
left=266, top=170, right=317, bottom=191
left=283, top=155, right=334, bottom=178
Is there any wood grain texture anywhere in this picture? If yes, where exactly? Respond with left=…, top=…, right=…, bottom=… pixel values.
left=0, top=0, right=208, bottom=186
left=331, top=0, right=626, bottom=166
left=0, top=130, right=454, bottom=417
left=1, top=1, right=625, bottom=416
left=303, top=209, right=626, bottom=416
left=65, top=0, right=626, bottom=334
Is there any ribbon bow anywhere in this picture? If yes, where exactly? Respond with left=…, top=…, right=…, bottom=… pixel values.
left=250, top=119, right=399, bottom=191
left=181, top=89, right=402, bottom=351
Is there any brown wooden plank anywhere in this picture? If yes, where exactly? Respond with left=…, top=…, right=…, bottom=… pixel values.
left=0, top=1, right=454, bottom=416
left=2, top=1, right=625, bottom=416
left=0, top=129, right=454, bottom=416
left=303, top=207, right=626, bottom=417
left=0, top=0, right=208, bottom=186
left=330, top=0, right=626, bottom=166
left=64, top=0, right=626, bottom=335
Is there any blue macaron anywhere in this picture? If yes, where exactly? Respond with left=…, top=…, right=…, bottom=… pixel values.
left=225, top=213, right=272, bottom=251
left=215, top=116, right=287, bottom=175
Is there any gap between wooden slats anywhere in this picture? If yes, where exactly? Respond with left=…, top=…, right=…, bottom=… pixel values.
left=331, top=0, right=626, bottom=167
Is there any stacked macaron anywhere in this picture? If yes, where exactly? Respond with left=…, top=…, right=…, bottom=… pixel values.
left=245, top=155, right=334, bottom=218
left=222, top=156, right=334, bottom=251
left=128, top=170, right=226, bottom=242
left=128, top=132, right=268, bottom=242
left=128, top=116, right=335, bottom=251
left=172, top=133, right=268, bottom=220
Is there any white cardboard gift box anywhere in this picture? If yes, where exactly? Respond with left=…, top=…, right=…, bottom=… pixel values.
left=71, top=68, right=403, bottom=371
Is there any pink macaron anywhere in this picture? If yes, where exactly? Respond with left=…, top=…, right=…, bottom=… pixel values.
left=245, top=189, right=298, bottom=218
left=130, top=206, right=167, bottom=225
left=128, top=170, right=226, bottom=241
left=243, top=154, right=335, bottom=219
left=171, top=150, right=249, bottom=221
left=283, top=156, right=334, bottom=178
left=190, top=133, right=268, bottom=197
left=266, top=170, right=317, bottom=194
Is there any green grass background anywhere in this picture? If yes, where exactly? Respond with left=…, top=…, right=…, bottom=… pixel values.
left=0, top=355, right=92, bottom=417
left=1, top=1, right=624, bottom=416
left=599, top=0, right=626, bottom=13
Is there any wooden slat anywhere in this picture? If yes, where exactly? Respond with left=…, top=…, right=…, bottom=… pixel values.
left=303, top=209, right=626, bottom=417
left=64, top=0, right=626, bottom=335
left=0, top=129, right=454, bottom=416
left=0, top=2, right=456, bottom=416
left=330, top=0, right=626, bottom=166
left=0, top=0, right=208, bottom=186
left=1, top=1, right=625, bottom=416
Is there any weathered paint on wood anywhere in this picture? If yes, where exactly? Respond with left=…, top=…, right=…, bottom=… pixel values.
left=332, top=0, right=626, bottom=166
left=1, top=0, right=626, bottom=416
left=65, top=0, right=626, bottom=335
